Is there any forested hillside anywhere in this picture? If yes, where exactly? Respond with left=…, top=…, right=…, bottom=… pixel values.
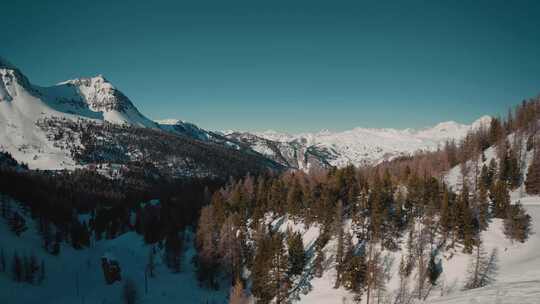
left=1, top=97, right=539, bottom=304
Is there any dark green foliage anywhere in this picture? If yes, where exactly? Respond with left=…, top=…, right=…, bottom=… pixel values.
left=503, top=202, right=532, bottom=243
left=287, top=231, right=306, bottom=277
left=252, top=233, right=290, bottom=304
left=164, top=231, right=184, bottom=273
left=12, top=252, right=23, bottom=282
left=491, top=180, right=510, bottom=219
left=0, top=248, right=5, bottom=273
left=427, top=253, right=442, bottom=286
left=525, top=148, right=540, bottom=194
left=9, top=211, right=27, bottom=236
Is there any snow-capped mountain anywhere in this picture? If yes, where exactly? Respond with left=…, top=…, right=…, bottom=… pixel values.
left=0, top=57, right=279, bottom=175
left=0, top=55, right=492, bottom=174
left=226, top=116, right=492, bottom=170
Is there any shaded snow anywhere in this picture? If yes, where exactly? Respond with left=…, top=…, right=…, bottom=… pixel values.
left=0, top=197, right=227, bottom=304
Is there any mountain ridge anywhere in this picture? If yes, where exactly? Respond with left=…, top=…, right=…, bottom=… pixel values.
left=0, top=56, right=491, bottom=173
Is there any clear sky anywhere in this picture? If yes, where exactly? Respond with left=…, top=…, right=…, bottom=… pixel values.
left=3, top=0, right=540, bottom=132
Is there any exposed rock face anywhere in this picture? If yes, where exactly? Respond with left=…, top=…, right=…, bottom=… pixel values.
left=64, top=76, right=132, bottom=112
left=101, top=255, right=122, bottom=284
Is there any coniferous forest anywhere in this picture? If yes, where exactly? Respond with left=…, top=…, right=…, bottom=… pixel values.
left=2, top=97, right=538, bottom=303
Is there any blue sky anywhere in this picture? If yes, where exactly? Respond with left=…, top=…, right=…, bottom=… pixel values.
left=3, top=0, right=540, bottom=132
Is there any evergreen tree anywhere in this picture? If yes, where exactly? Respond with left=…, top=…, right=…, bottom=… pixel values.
left=251, top=234, right=274, bottom=303
left=464, top=242, right=498, bottom=290
left=146, top=247, right=156, bottom=278
left=492, top=180, right=510, bottom=218
left=456, top=183, right=475, bottom=253
left=439, top=186, right=451, bottom=240
left=25, top=253, right=39, bottom=284
left=479, top=164, right=491, bottom=191
left=12, top=252, right=23, bottom=282
left=313, top=235, right=327, bottom=278
left=341, top=233, right=366, bottom=299
left=525, top=147, right=540, bottom=194
left=252, top=233, right=290, bottom=304
left=38, top=259, right=45, bottom=284
left=271, top=233, right=290, bottom=304
left=164, top=231, right=183, bottom=273
left=0, top=248, right=5, bottom=273
left=503, top=202, right=532, bottom=242
left=9, top=211, right=27, bottom=236
left=427, top=252, right=442, bottom=286
left=287, top=231, right=306, bottom=277
left=477, top=180, right=490, bottom=231
left=333, top=200, right=344, bottom=288
left=286, top=179, right=304, bottom=220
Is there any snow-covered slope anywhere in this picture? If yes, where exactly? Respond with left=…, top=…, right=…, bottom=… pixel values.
left=425, top=195, right=540, bottom=304
left=226, top=116, right=491, bottom=170
left=0, top=57, right=160, bottom=169
left=0, top=196, right=227, bottom=304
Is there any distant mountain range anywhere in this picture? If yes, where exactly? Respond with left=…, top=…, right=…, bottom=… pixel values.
left=222, top=116, right=491, bottom=170
left=0, top=56, right=490, bottom=174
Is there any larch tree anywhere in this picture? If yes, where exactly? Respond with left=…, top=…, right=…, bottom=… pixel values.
left=464, top=241, right=498, bottom=290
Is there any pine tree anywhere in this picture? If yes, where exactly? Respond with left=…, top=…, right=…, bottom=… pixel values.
left=0, top=248, right=5, bottom=273
left=464, top=242, right=498, bottom=289
left=12, top=252, right=23, bottom=282
left=287, top=231, right=306, bottom=277
left=341, top=233, right=366, bottom=299
left=252, top=233, right=289, bottom=304
left=477, top=180, right=490, bottom=231
left=439, top=187, right=451, bottom=240
left=313, top=236, right=326, bottom=278
left=427, top=252, right=442, bottom=287
left=503, top=202, right=532, bottom=242
left=38, top=259, right=45, bottom=284
left=271, top=233, right=290, bottom=304
left=286, top=179, right=304, bottom=221
left=251, top=234, right=274, bottom=303
left=480, top=164, right=491, bottom=191
left=9, top=212, right=27, bottom=236
left=146, top=248, right=156, bottom=278
left=334, top=200, right=344, bottom=288
left=456, top=183, right=475, bottom=253
left=492, top=180, right=510, bottom=218
left=164, top=231, right=183, bottom=273
left=25, top=253, right=39, bottom=284
left=525, top=147, right=540, bottom=194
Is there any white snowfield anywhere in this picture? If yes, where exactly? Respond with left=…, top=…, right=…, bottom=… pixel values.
left=0, top=57, right=157, bottom=170
left=426, top=195, right=540, bottom=304
left=251, top=116, right=492, bottom=168
left=276, top=195, right=540, bottom=304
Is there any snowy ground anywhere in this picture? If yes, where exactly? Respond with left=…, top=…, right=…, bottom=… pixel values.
left=267, top=192, right=540, bottom=304
left=0, top=200, right=227, bottom=304
left=426, top=194, right=540, bottom=304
